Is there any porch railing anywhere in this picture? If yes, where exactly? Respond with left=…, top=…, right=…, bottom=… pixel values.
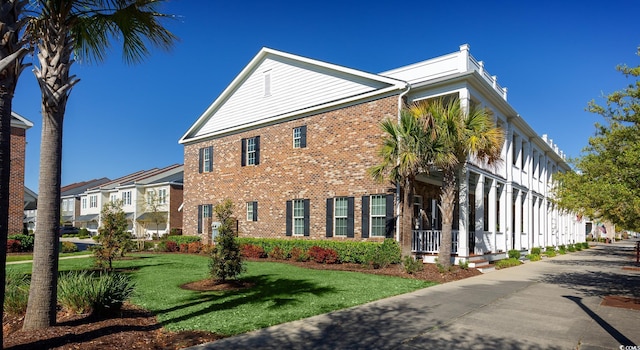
left=412, top=230, right=459, bottom=254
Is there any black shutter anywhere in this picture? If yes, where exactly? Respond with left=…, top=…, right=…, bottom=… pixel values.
left=197, top=205, right=203, bottom=233
left=253, top=201, right=258, bottom=221
left=300, top=125, right=307, bottom=148
left=385, top=194, right=395, bottom=238
left=254, top=136, right=260, bottom=165
left=326, top=198, right=333, bottom=237
left=347, top=197, right=355, bottom=238
left=241, top=138, right=246, bottom=166
left=208, top=146, right=214, bottom=171
left=361, top=196, right=370, bottom=238
left=303, top=199, right=310, bottom=236
left=285, top=201, right=292, bottom=236
left=198, top=148, right=203, bottom=173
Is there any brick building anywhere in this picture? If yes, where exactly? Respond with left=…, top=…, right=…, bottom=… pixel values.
left=180, top=45, right=583, bottom=262
left=9, top=112, right=33, bottom=235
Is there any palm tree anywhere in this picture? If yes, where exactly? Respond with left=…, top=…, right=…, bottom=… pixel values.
left=369, top=102, right=440, bottom=257
left=0, top=0, right=29, bottom=344
left=428, top=98, right=504, bottom=268
left=22, top=0, right=177, bottom=330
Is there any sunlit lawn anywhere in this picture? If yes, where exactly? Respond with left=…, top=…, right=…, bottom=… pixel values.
left=6, top=253, right=436, bottom=336
left=6, top=251, right=92, bottom=263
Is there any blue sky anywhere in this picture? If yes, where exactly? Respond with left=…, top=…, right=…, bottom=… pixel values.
left=13, top=0, right=638, bottom=192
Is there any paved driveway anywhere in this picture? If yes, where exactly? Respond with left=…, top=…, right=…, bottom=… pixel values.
left=189, top=240, right=640, bottom=350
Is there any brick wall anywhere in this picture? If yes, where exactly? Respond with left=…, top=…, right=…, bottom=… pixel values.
left=183, top=95, right=398, bottom=240
left=169, top=184, right=183, bottom=231
left=9, top=127, right=26, bottom=235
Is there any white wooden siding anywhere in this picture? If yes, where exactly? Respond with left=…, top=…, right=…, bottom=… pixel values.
left=195, top=56, right=389, bottom=137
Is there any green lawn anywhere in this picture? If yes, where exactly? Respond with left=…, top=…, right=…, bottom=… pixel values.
left=6, top=253, right=435, bottom=337
left=6, top=251, right=92, bottom=263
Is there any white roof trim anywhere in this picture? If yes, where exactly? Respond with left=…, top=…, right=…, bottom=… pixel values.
left=179, top=47, right=406, bottom=144
left=11, top=112, right=33, bottom=129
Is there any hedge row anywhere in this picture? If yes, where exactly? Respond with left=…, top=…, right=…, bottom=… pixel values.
left=237, top=238, right=401, bottom=265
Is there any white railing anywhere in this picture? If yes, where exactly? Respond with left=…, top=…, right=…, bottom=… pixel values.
left=412, top=230, right=459, bottom=254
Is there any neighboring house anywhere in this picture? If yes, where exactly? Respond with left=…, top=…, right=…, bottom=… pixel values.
left=9, top=112, right=33, bottom=235
left=76, top=164, right=183, bottom=237
left=23, top=186, right=38, bottom=233
left=179, top=45, right=584, bottom=262
left=60, top=178, right=111, bottom=227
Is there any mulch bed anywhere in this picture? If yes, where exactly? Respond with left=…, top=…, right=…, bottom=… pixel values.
left=3, top=258, right=481, bottom=349
left=601, top=295, right=640, bottom=311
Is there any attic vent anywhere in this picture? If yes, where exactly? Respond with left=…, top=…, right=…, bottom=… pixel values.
left=264, top=70, right=271, bottom=97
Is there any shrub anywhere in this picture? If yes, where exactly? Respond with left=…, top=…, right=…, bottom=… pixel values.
left=165, top=241, right=179, bottom=252
left=94, top=201, right=132, bottom=271
left=495, top=258, right=522, bottom=269
left=402, top=256, right=424, bottom=274
left=567, top=244, right=576, bottom=252
left=526, top=254, right=541, bottom=261
left=78, top=228, right=91, bottom=238
left=459, top=259, right=470, bottom=270
left=241, top=244, right=266, bottom=258
left=531, top=247, right=542, bottom=255
left=545, top=249, right=556, bottom=257
left=290, top=247, right=309, bottom=262
left=179, top=243, right=189, bottom=252
left=308, top=246, right=339, bottom=264
left=581, top=242, right=590, bottom=249
left=363, top=239, right=401, bottom=269
left=61, top=241, right=78, bottom=253
left=575, top=244, right=582, bottom=251
left=187, top=241, right=203, bottom=254
left=4, top=269, right=30, bottom=315
left=209, top=199, right=245, bottom=282
left=508, top=249, right=521, bottom=260
left=268, top=246, right=287, bottom=260
left=6, top=239, right=21, bottom=253
left=165, top=235, right=201, bottom=245
left=8, top=234, right=34, bottom=252
left=57, top=271, right=135, bottom=317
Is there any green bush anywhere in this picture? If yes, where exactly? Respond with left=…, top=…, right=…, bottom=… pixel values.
left=4, top=269, right=30, bottom=315
left=237, top=237, right=401, bottom=265
left=57, top=271, right=135, bottom=317
left=575, top=244, right=582, bottom=251
left=402, top=256, right=424, bottom=274
left=78, top=228, right=91, bottom=239
left=495, top=258, right=522, bottom=269
left=61, top=241, right=79, bottom=253
left=508, top=249, right=521, bottom=260
left=8, top=234, right=34, bottom=252
left=581, top=242, right=590, bottom=249
left=165, top=235, right=201, bottom=245
left=531, top=247, right=542, bottom=255
left=209, top=199, right=244, bottom=282
left=363, top=239, right=401, bottom=269
left=459, top=259, right=470, bottom=270
left=567, top=244, right=576, bottom=252
left=526, top=254, right=541, bottom=261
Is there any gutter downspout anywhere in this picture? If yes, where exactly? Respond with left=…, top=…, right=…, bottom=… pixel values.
left=395, top=82, right=411, bottom=243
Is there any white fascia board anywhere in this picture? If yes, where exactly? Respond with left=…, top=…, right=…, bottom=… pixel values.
left=179, top=47, right=406, bottom=144
left=181, top=84, right=403, bottom=144
left=11, top=111, right=34, bottom=129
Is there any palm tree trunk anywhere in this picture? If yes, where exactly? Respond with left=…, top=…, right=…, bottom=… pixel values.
left=23, top=16, right=75, bottom=330
left=438, top=168, right=456, bottom=268
left=400, top=178, right=414, bottom=257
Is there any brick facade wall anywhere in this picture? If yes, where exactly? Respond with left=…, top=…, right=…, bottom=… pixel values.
left=169, top=184, right=183, bottom=231
left=183, top=96, right=399, bottom=240
left=9, top=127, right=26, bottom=235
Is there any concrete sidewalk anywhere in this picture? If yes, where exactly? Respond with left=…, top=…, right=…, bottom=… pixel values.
left=189, top=240, right=640, bottom=350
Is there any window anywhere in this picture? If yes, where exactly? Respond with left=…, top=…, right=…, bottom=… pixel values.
left=122, top=191, right=132, bottom=206
left=241, top=136, right=260, bottom=166
left=82, top=197, right=87, bottom=209
left=361, top=194, right=394, bottom=238
left=286, top=199, right=309, bottom=237
left=334, top=198, right=348, bottom=236
left=246, top=201, right=258, bottom=221
left=146, top=190, right=155, bottom=205
left=197, top=204, right=213, bottom=234
left=158, top=189, right=167, bottom=205
left=110, top=194, right=118, bottom=203
left=293, top=125, right=307, bottom=149
left=89, top=195, right=98, bottom=208
left=199, top=146, right=213, bottom=173
left=370, top=195, right=387, bottom=237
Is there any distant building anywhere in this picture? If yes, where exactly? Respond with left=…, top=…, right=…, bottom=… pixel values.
left=61, top=178, right=112, bottom=227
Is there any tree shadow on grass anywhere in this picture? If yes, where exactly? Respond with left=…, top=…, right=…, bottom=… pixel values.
left=156, top=274, right=338, bottom=328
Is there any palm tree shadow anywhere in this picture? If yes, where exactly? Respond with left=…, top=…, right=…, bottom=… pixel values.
left=156, top=275, right=338, bottom=328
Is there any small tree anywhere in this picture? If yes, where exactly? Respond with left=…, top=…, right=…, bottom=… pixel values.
left=209, top=199, right=244, bottom=282
left=94, top=201, right=130, bottom=271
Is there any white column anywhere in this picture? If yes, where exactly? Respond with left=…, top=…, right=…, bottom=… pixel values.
left=488, top=179, right=497, bottom=253
left=475, top=174, right=485, bottom=255
left=458, top=166, right=469, bottom=257
left=515, top=189, right=523, bottom=250
left=505, top=182, right=513, bottom=251
left=499, top=183, right=507, bottom=252
left=533, top=197, right=539, bottom=248
left=525, top=191, right=532, bottom=250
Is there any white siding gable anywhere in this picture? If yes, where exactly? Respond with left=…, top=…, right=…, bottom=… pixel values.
left=181, top=48, right=406, bottom=143
left=195, top=56, right=390, bottom=138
